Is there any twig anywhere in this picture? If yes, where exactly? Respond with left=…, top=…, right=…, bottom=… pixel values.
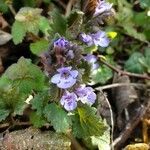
left=99, top=91, right=114, bottom=150
left=65, top=0, right=76, bottom=17
left=54, top=0, right=66, bottom=10
left=112, top=101, right=150, bottom=149
left=8, top=4, right=16, bottom=16
left=98, top=57, right=150, bottom=80
left=0, top=122, right=31, bottom=130
left=95, top=83, right=146, bottom=91
left=0, top=123, right=10, bottom=129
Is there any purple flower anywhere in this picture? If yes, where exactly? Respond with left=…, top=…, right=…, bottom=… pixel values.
left=54, top=38, right=69, bottom=49
left=93, top=0, right=113, bottom=17
left=75, top=86, right=96, bottom=106
left=60, top=91, right=77, bottom=111
left=84, top=54, right=97, bottom=63
left=84, top=54, right=99, bottom=70
left=51, top=66, right=78, bottom=89
left=79, top=33, right=93, bottom=46
left=91, top=31, right=110, bottom=47
left=79, top=31, right=110, bottom=47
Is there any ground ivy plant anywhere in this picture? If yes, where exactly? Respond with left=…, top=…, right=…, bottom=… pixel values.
left=0, top=0, right=115, bottom=148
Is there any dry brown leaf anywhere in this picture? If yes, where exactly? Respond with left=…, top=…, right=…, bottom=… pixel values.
left=124, top=143, right=149, bottom=150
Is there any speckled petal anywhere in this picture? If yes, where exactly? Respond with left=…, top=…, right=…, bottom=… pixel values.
left=57, top=77, right=76, bottom=89
left=51, top=74, right=61, bottom=84
left=70, top=70, right=78, bottom=78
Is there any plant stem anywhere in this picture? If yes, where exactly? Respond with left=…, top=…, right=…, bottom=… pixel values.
left=98, top=56, right=150, bottom=80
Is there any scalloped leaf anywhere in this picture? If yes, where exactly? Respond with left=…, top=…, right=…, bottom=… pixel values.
left=67, top=10, right=84, bottom=38
left=31, top=90, right=50, bottom=115
left=11, top=21, right=26, bottom=45
left=4, top=57, right=45, bottom=94
left=30, top=39, right=49, bottom=56
left=125, top=52, right=146, bottom=74
left=44, top=103, right=72, bottom=133
left=50, top=10, right=67, bottom=36
left=91, top=65, right=113, bottom=84
left=30, top=112, right=47, bottom=128
left=72, top=105, right=106, bottom=138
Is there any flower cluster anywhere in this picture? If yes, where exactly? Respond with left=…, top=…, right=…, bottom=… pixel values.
left=60, top=91, right=77, bottom=111
left=54, top=37, right=69, bottom=49
left=93, top=0, right=113, bottom=17
left=51, top=66, right=78, bottom=89
left=75, top=86, right=96, bottom=106
left=84, top=54, right=99, bottom=70
left=60, top=86, right=96, bottom=111
left=50, top=38, right=97, bottom=111
left=80, top=31, right=110, bottom=47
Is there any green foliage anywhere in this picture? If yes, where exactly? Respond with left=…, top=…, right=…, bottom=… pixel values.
left=67, top=10, right=84, bottom=38
left=12, top=7, right=49, bottom=45
left=0, top=109, right=10, bottom=122
left=30, top=39, right=49, bottom=56
left=30, top=112, right=47, bottom=128
left=84, top=45, right=98, bottom=53
left=123, top=24, right=146, bottom=42
left=79, top=61, right=92, bottom=84
left=91, top=57, right=114, bottom=84
left=49, top=10, right=67, bottom=36
left=12, top=21, right=26, bottom=44
left=139, top=0, right=150, bottom=8
left=83, top=121, right=110, bottom=150
left=114, top=0, right=149, bottom=42
left=39, top=16, right=51, bottom=35
left=0, top=86, right=27, bottom=121
left=4, top=57, right=45, bottom=94
left=72, top=105, right=106, bottom=138
left=22, top=0, right=37, bottom=7
left=124, top=52, right=146, bottom=73
left=0, top=57, right=46, bottom=121
left=92, top=66, right=113, bottom=84
left=31, top=90, right=50, bottom=115
left=91, top=128, right=110, bottom=150
left=0, top=0, right=8, bottom=13
left=144, top=48, right=150, bottom=73
left=44, top=103, right=72, bottom=133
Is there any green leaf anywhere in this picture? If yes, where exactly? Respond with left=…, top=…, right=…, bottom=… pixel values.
left=11, top=21, right=26, bottom=45
left=123, top=24, right=146, bottom=42
left=82, top=120, right=110, bottom=150
left=91, top=128, right=110, bottom=150
left=0, top=86, right=27, bottom=118
left=133, top=12, right=149, bottom=26
left=72, top=105, right=106, bottom=138
left=0, top=0, right=8, bottom=13
left=67, top=10, right=84, bottom=38
left=4, top=57, right=45, bottom=94
left=125, top=52, right=146, bottom=73
left=50, top=10, right=67, bottom=36
left=139, top=0, right=150, bottom=8
left=0, top=109, right=10, bottom=122
left=31, top=90, right=50, bottom=115
left=144, top=48, right=150, bottom=73
left=30, top=39, right=49, bottom=56
left=23, top=0, right=37, bottom=7
left=39, top=16, right=51, bottom=34
left=91, top=66, right=113, bottom=84
left=0, top=57, right=46, bottom=121
left=44, top=103, right=71, bottom=133
left=30, top=112, right=47, bottom=128
left=84, top=45, right=98, bottom=53
left=79, top=61, right=92, bottom=84
left=14, top=7, right=43, bottom=35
